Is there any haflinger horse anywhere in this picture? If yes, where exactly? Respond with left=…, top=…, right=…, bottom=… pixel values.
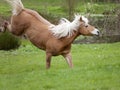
left=0, top=0, right=100, bottom=69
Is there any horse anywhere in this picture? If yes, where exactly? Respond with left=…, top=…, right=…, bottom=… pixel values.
left=0, top=0, right=100, bottom=69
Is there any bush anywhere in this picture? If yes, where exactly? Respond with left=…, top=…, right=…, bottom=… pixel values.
left=0, top=32, right=21, bottom=50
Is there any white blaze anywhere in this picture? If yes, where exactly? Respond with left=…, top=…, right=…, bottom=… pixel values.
left=91, top=29, right=99, bottom=35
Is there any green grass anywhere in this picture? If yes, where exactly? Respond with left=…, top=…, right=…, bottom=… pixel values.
left=0, top=41, right=120, bottom=90
left=76, top=2, right=120, bottom=14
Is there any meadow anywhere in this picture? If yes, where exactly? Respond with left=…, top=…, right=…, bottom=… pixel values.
left=0, top=41, right=120, bottom=90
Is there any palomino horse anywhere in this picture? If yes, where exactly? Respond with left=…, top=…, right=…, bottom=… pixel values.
left=0, top=0, right=99, bottom=69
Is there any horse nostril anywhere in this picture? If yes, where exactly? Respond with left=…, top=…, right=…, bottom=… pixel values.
left=97, top=31, right=100, bottom=34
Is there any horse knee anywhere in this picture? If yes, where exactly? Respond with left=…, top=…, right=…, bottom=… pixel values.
left=62, top=53, right=73, bottom=68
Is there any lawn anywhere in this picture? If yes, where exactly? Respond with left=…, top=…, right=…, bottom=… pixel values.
left=0, top=42, right=120, bottom=90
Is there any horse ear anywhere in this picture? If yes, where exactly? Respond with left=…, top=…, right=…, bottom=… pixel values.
left=80, top=17, right=82, bottom=21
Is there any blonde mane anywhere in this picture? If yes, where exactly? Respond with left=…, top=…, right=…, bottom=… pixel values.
left=5, top=0, right=24, bottom=15
left=50, top=14, right=89, bottom=39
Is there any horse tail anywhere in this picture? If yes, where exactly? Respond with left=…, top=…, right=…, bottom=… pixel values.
left=5, top=0, right=24, bottom=15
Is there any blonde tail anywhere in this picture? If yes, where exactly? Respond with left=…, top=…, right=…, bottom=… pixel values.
left=5, top=0, right=24, bottom=15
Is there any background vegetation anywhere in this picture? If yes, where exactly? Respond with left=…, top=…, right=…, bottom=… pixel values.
left=0, top=0, right=119, bottom=20
left=0, top=0, right=120, bottom=46
left=0, top=32, right=21, bottom=50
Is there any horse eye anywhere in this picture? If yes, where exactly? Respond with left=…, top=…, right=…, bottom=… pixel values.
left=85, top=25, right=88, bottom=28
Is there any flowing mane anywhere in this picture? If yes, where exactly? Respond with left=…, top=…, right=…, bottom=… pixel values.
left=50, top=14, right=89, bottom=38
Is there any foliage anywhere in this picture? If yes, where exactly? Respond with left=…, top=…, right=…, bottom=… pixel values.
left=0, top=42, right=120, bottom=90
left=0, top=32, right=21, bottom=50
left=63, top=0, right=78, bottom=20
left=0, top=0, right=119, bottom=18
left=0, top=0, right=120, bottom=45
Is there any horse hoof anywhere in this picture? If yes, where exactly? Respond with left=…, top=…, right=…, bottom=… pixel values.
left=0, top=26, right=6, bottom=33
left=0, top=27, right=2, bottom=32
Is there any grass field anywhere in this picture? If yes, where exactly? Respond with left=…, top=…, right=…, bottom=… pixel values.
left=0, top=41, right=120, bottom=90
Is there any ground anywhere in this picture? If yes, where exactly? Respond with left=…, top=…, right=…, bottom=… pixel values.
left=0, top=42, right=120, bottom=90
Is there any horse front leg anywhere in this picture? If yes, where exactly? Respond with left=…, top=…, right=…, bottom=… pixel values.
left=62, top=52, right=73, bottom=68
left=46, top=52, right=52, bottom=69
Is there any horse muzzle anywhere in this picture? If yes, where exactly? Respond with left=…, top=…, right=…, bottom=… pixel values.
left=91, top=29, right=100, bottom=36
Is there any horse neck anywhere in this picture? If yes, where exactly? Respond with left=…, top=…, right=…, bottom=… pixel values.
left=62, top=31, right=80, bottom=45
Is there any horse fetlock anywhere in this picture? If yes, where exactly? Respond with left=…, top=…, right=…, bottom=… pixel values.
left=3, top=21, right=9, bottom=28
left=0, top=27, right=2, bottom=32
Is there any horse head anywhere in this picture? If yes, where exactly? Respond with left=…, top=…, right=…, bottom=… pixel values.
left=50, top=14, right=100, bottom=39
left=78, top=15, right=100, bottom=36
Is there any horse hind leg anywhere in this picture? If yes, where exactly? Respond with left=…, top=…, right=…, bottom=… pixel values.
left=62, top=52, right=73, bottom=68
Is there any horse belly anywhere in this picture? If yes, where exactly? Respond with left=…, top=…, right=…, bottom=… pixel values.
left=46, top=40, right=71, bottom=56
left=30, top=39, right=46, bottom=50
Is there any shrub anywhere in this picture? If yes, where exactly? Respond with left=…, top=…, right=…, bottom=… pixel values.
left=0, top=32, right=21, bottom=50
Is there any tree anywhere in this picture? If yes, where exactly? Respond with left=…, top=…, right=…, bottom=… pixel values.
left=66, top=0, right=78, bottom=20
